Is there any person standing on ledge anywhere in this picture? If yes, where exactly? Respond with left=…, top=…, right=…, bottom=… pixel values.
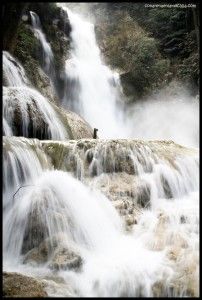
left=93, top=128, right=98, bottom=139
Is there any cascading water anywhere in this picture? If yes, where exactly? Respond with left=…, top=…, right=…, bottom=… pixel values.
left=3, top=86, right=68, bottom=139
left=30, top=11, right=54, bottom=75
left=3, top=51, right=29, bottom=86
left=3, top=136, right=52, bottom=227
left=3, top=137, right=199, bottom=297
left=60, top=6, right=199, bottom=148
left=3, top=4, right=199, bottom=298
left=61, top=7, right=126, bottom=138
left=3, top=51, right=68, bottom=140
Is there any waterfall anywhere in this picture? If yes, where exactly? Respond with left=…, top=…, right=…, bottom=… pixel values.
left=3, top=51, right=68, bottom=140
left=3, top=136, right=51, bottom=210
left=3, top=86, right=68, bottom=139
left=59, top=6, right=199, bottom=148
left=3, top=4, right=199, bottom=298
left=3, top=51, right=29, bottom=86
left=61, top=7, right=126, bottom=138
left=3, top=137, right=199, bottom=297
left=30, top=11, right=54, bottom=75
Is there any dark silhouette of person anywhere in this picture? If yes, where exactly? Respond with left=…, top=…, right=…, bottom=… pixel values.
left=93, top=128, right=98, bottom=139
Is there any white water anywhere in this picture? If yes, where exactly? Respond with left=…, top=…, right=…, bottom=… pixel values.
left=3, top=51, right=68, bottom=140
left=3, top=86, right=68, bottom=139
left=3, top=51, right=29, bottom=86
left=3, top=137, right=199, bottom=297
left=30, top=11, right=54, bottom=75
left=3, top=136, right=51, bottom=211
left=61, top=7, right=126, bottom=138
left=3, top=5, right=199, bottom=298
left=59, top=6, right=199, bottom=148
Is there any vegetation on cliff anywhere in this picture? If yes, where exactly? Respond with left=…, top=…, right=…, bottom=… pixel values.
left=2, top=3, right=199, bottom=103
left=3, top=3, right=70, bottom=100
left=93, top=3, right=199, bottom=100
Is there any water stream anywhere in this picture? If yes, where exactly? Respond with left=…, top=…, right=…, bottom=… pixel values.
left=60, top=6, right=199, bottom=148
left=3, top=136, right=199, bottom=297
left=3, top=51, right=68, bottom=140
left=30, top=11, right=54, bottom=75
left=61, top=7, right=126, bottom=138
left=2, top=6, right=199, bottom=298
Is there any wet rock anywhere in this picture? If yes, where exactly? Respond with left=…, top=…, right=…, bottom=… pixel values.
left=125, top=215, right=136, bottom=226
left=3, top=272, right=47, bottom=297
left=24, top=236, right=83, bottom=271
left=136, top=183, right=151, bottom=208
left=64, top=109, right=94, bottom=139
left=49, top=246, right=82, bottom=271
left=32, top=66, right=60, bottom=105
left=180, top=215, right=188, bottom=224
left=160, top=174, right=173, bottom=199
left=23, top=248, right=46, bottom=265
left=4, top=86, right=93, bottom=141
left=42, top=139, right=197, bottom=178
left=3, top=86, right=66, bottom=140
left=24, top=236, right=59, bottom=264
left=22, top=205, right=48, bottom=254
left=152, top=281, right=167, bottom=297
left=167, top=246, right=181, bottom=261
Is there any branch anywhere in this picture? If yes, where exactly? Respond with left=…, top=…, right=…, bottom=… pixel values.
left=12, top=185, right=34, bottom=201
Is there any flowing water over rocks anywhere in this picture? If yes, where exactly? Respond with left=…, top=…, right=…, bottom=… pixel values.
left=3, top=136, right=199, bottom=297
left=3, top=51, right=68, bottom=140
left=3, top=51, right=29, bottom=87
left=3, top=51, right=93, bottom=140
left=3, top=86, right=68, bottom=139
left=30, top=11, right=54, bottom=75
left=61, top=7, right=126, bottom=138
left=3, top=5, right=199, bottom=298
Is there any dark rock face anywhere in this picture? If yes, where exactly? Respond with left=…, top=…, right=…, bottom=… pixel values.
left=3, top=272, right=47, bottom=297
left=3, top=86, right=93, bottom=141
left=2, top=3, right=28, bottom=52
left=3, top=3, right=72, bottom=104
left=22, top=205, right=48, bottom=254
left=11, top=101, right=50, bottom=140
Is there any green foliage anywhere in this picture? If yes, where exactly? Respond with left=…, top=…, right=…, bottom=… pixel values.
left=28, top=3, right=69, bottom=72
left=14, top=23, right=40, bottom=64
left=98, top=14, right=170, bottom=99
left=126, top=37, right=170, bottom=97
left=97, top=3, right=199, bottom=95
left=177, top=52, right=199, bottom=84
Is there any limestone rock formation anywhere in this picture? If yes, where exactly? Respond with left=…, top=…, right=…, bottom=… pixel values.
left=24, top=236, right=83, bottom=271
left=3, top=86, right=93, bottom=140
left=26, top=65, right=60, bottom=105
left=42, top=139, right=197, bottom=177
left=64, top=109, right=94, bottom=139
left=3, top=272, right=47, bottom=297
left=41, top=138, right=198, bottom=229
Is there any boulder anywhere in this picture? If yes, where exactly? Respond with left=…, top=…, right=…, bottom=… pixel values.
left=24, top=236, right=83, bottom=271
left=48, top=246, right=82, bottom=271
left=3, top=86, right=93, bottom=140
left=22, top=205, right=48, bottom=254
left=62, top=108, right=94, bottom=139
left=3, top=272, right=47, bottom=297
